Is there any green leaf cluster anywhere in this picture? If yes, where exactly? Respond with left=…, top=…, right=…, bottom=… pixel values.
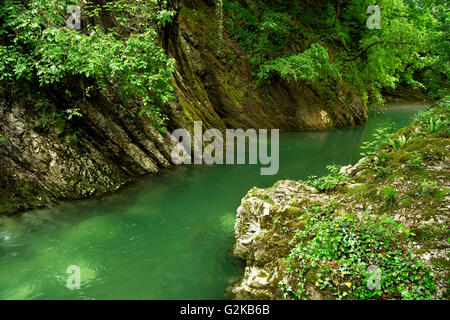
left=280, top=207, right=436, bottom=300
left=0, top=0, right=175, bottom=127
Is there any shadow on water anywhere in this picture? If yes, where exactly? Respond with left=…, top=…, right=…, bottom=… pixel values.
left=0, top=101, right=429, bottom=299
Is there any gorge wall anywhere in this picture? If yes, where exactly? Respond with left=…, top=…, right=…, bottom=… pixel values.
left=0, top=0, right=367, bottom=214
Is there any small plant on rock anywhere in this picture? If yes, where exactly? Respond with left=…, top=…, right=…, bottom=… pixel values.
left=389, top=135, right=407, bottom=151
left=406, top=152, right=423, bottom=169
left=382, top=186, right=397, bottom=208
left=279, top=208, right=435, bottom=300
left=360, top=126, right=396, bottom=157
left=420, top=180, right=439, bottom=197
left=300, top=165, right=347, bottom=192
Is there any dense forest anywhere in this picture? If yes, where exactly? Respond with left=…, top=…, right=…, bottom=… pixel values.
left=0, top=1, right=448, bottom=121
left=0, top=0, right=449, bottom=302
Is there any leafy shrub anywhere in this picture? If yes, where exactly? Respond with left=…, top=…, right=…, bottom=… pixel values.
left=389, top=135, right=407, bottom=151
left=416, top=107, right=450, bottom=134
left=427, top=117, right=446, bottom=134
left=0, top=0, right=175, bottom=127
left=279, top=209, right=435, bottom=300
left=300, top=164, right=347, bottom=192
left=257, top=43, right=338, bottom=84
left=32, top=103, right=67, bottom=133
left=223, top=0, right=448, bottom=108
left=64, top=108, right=83, bottom=121
left=375, top=166, right=392, bottom=178
left=360, top=126, right=397, bottom=157
left=224, top=2, right=268, bottom=71
left=405, top=152, right=423, bottom=169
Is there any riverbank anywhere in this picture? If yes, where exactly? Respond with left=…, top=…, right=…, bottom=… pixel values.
left=0, top=0, right=369, bottom=216
left=0, top=102, right=425, bottom=299
left=231, top=100, right=449, bottom=300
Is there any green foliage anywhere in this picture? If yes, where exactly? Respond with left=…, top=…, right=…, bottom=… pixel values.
left=405, top=152, right=423, bottom=169
left=375, top=165, right=392, bottom=178
left=18, top=183, right=31, bottom=196
left=32, top=103, right=68, bottom=133
left=0, top=0, right=175, bottom=127
left=389, top=135, right=407, bottom=151
left=224, top=2, right=289, bottom=74
left=422, top=3, right=449, bottom=98
left=382, top=186, right=397, bottom=207
left=360, top=125, right=396, bottom=157
left=258, top=43, right=337, bottom=84
left=224, top=0, right=449, bottom=107
left=300, top=164, right=347, bottom=192
left=64, top=108, right=82, bottom=121
left=420, top=180, right=439, bottom=197
left=224, top=2, right=337, bottom=85
left=425, top=116, right=447, bottom=134
left=416, top=105, right=450, bottom=134
left=280, top=208, right=435, bottom=300
left=278, top=101, right=448, bottom=301
left=333, top=0, right=444, bottom=106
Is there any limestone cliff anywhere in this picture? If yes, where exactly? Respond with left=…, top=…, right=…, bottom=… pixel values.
left=0, top=0, right=367, bottom=214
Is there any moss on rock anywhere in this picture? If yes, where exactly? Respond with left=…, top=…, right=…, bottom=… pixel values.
left=232, top=104, right=449, bottom=300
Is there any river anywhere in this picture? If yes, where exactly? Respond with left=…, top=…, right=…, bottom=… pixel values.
left=0, top=101, right=428, bottom=299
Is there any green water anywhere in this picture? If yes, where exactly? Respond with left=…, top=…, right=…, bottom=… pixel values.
left=0, top=102, right=428, bottom=300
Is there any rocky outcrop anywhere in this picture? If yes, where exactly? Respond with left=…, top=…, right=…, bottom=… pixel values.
left=0, top=83, right=180, bottom=213
left=231, top=106, right=449, bottom=299
left=231, top=181, right=335, bottom=299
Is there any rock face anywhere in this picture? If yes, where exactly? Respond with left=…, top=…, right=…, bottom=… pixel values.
left=232, top=177, right=449, bottom=300
left=231, top=181, right=333, bottom=299
left=173, top=1, right=367, bottom=131
left=0, top=83, right=180, bottom=213
left=0, top=0, right=367, bottom=214
left=231, top=107, right=449, bottom=300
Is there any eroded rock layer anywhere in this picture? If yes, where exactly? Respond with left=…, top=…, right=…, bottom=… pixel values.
left=0, top=0, right=367, bottom=214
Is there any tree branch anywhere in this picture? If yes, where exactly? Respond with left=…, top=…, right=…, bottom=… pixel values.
left=344, top=41, right=413, bottom=61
